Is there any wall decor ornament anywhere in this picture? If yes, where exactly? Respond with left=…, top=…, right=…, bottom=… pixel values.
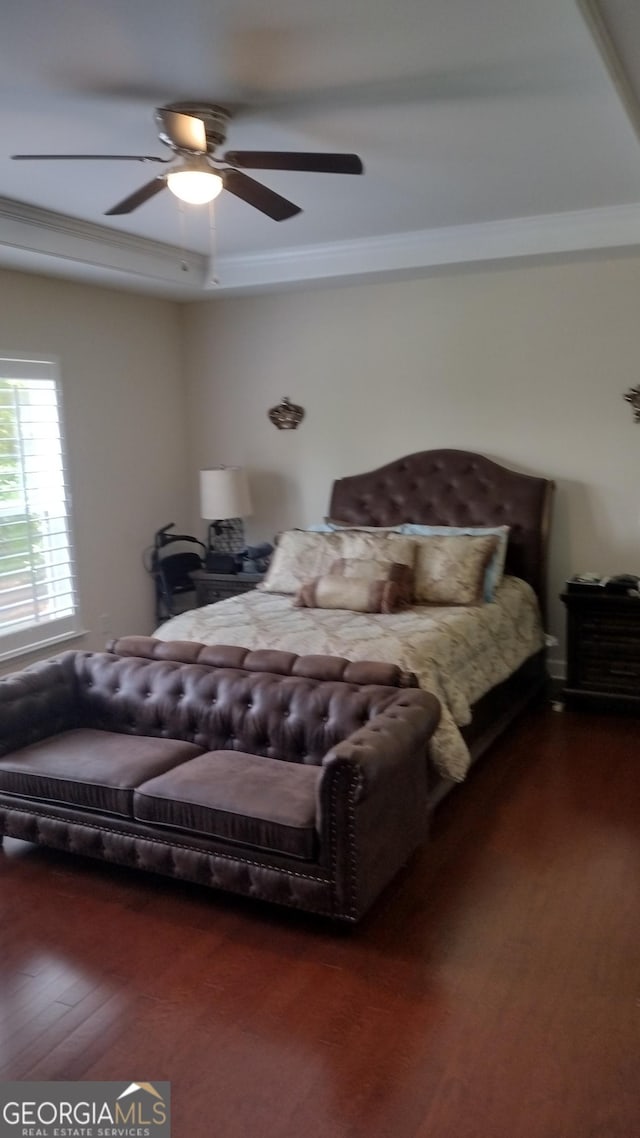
left=268, top=396, right=305, bottom=430
left=624, top=385, right=640, bottom=423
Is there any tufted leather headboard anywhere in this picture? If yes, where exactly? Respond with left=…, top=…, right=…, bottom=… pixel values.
left=328, top=449, right=554, bottom=619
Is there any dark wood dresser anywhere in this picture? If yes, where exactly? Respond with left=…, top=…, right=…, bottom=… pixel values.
left=561, top=589, right=640, bottom=710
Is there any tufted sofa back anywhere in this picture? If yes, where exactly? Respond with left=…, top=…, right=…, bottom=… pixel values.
left=0, top=644, right=425, bottom=768
left=104, top=636, right=419, bottom=687
left=74, top=650, right=420, bottom=766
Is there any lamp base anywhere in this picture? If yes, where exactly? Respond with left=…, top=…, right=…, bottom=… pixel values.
left=205, top=551, right=237, bottom=573
left=207, top=517, right=245, bottom=556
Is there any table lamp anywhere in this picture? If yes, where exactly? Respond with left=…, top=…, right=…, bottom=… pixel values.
left=199, top=466, right=252, bottom=569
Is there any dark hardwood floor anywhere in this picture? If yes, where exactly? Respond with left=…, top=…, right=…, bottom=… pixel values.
left=1, top=704, right=639, bottom=1138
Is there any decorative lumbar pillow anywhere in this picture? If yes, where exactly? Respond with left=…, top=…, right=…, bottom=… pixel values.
left=401, top=525, right=510, bottom=602
left=294, top=575, right=403, bottom=614
left=259, top=530, right=416, bottom=594
left=407, top=533, right=498, bottom=605
left=329, top=557, right=415, bottom=605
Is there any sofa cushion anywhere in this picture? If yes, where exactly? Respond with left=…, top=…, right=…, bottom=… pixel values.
left=0, top=728, right=203, bottom=818
left=134, top=750, right=322, bottom=861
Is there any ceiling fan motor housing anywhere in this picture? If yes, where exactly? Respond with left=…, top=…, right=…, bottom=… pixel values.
left=155, top=102, right=231, bottom=153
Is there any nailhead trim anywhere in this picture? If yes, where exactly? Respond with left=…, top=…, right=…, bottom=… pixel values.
left=0, top=805, right=343, bottom=919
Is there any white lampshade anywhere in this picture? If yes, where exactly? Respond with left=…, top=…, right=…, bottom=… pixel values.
left=199, top=466, right=252, bottom=521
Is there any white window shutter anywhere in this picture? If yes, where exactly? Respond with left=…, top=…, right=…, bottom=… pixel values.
left=0, top=358, right=81, bottom=660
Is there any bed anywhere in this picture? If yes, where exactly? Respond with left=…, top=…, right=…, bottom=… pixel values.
left=154, top=449, right=554, bottom=803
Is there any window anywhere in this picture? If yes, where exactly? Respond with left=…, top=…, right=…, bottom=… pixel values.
left=0, top=358, right=80, bottom=660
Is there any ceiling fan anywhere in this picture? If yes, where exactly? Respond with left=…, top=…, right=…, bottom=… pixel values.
left=11, top=102, right=364, bottom=221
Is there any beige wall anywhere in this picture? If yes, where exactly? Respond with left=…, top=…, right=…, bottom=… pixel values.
left=184, top=253, right=640, bottom=670
left=4, top=252, right=639, bottom=677
left=0, top=268, right=189, bottom=672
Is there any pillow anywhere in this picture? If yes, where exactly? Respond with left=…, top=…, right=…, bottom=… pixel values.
left=321, top=519, right=405, bottom=533
left=294, top=575, right=403, bottom=614
left=406, top=533, right=498, bottom=605
left=400, top=524, right=510, bottom=602
left=329, top=557, right=415, bottom=605
left=259, top=530, right=416, bottom=594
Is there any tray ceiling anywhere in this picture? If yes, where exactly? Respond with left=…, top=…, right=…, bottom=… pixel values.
left=1, top=0, right=640, bottom=296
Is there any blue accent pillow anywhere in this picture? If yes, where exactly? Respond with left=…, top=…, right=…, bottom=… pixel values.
left=307, top=521, right=404, bottom=533
left=399, top=524, right=510, bottom=602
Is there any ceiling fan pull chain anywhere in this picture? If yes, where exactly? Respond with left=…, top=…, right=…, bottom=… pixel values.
left=207, top=199, right=219, bottom=287
left=177, top=198, right=189, bottom=272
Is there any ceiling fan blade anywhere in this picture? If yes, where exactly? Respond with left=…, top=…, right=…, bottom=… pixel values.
left=224, top=151, right=364, bottom=175
left=12, top=153, right=170, bottom=163
left=222, top=168, right=301, bottom=221
left=155, top=108, right=207, bottom=152
left=104, top=176, right=167, bottom=215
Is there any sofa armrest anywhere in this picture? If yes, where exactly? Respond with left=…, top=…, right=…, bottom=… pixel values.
left=316, top=690, right=440, bottom=920
left=319, top=692, right=440, bottom=803
left=0, top=652, right=79, bottom=755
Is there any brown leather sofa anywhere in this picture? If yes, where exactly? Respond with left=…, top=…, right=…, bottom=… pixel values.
left=0, top=637, right=440, bottom=922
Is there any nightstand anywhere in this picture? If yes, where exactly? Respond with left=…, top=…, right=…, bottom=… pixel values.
left=561, top=589, right=640, bottom=711
left=190, top=570, right=264, bottom=607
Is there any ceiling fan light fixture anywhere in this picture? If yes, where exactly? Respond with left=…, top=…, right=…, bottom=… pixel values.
left=167, top=158, right=223, bottom=205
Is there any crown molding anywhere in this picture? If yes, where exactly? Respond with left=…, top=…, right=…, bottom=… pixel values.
left=0, top=195, right=208, bottom=295
left=2, top=193, right=640, bottom=298
left=211, top=202, right=640, bottom=294
left=577, top=0, right=640, bottom=145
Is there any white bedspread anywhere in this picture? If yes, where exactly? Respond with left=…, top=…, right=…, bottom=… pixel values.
left=153, top=576, right=544, bottom=782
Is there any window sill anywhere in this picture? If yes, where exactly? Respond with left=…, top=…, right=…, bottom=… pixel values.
left=0, top=629, right=89, bottom=666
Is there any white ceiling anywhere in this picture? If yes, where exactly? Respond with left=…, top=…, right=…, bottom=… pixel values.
left=1, top=0, right=640, bottom=297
